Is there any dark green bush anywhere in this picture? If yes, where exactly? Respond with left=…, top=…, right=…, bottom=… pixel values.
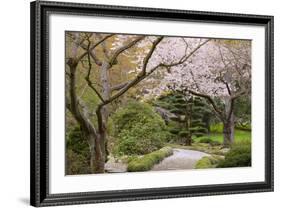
left=127, top=147, right=173, bottom=172
left=217, top=141, right=251, bottom=168
left=178, top=130, right=189, bottom=137
left=199, top=138, right=213, bottom=143
left=66, top=149, right=91, bottom=175
left=66, top=126, right=91, bottom=175
left=199, top=138, right=221, bottom=146
left=112, top=101, right=169, bottom=156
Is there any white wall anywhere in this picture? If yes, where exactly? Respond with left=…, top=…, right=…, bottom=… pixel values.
left=0, top=0, right=279, bottom=207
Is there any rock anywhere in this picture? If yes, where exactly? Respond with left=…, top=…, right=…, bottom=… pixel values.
left=154, top=107, right=177, bottom=123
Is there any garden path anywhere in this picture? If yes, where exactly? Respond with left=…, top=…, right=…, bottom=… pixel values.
left=151, top=148, right=210, bottom=171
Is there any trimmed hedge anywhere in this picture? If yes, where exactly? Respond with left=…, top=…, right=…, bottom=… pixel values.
left=127, top=147, right=173, bottom=172
left=195, top=156, right=223, bottom=169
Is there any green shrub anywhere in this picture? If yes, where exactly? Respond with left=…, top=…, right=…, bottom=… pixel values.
left=112, top=101, right=169, bottom=155
left=178, top=130, right=189, bottom=137
left=66, top=149, right=91, bottom=175
left=217, top=141, right=251, bottom=168
left=199, top=138, right=221, bottom=146
left=235, top=122, right=251, bottom=131
left=66, top=126, right=91, bottom=175
left=195, top=156, right=222, bottom=169
left=210, top=141, right=221, bottom=146
left=127, top=147, right=173, bottom=172
left=210, top=123, right=223, bottom=133
left=199, top=138, right=213, bottom=144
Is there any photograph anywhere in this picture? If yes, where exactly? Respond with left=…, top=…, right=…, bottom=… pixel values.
left=65, top=32, right=252, bottom=175
left=30, top=1, right=273, bottom=206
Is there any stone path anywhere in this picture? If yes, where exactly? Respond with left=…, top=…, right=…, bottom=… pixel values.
left=151, top=148, right=210, bottom=171
left=104, top=148, right=210, bottom=173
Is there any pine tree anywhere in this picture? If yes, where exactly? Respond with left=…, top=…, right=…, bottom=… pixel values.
left=155, top=92, right=209, bottom=145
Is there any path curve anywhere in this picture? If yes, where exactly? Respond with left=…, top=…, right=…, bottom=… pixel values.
left=151, top=148, right=210, bottom=171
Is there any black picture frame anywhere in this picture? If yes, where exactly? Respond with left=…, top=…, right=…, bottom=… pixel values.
left=30, top=0, right=274, bottom=207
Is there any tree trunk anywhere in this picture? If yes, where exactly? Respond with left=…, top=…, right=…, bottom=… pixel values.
left=92, top=134, right=105, bottom=173
left=99, top=61, right=111, bottom=162
left=222, top=97, right=235, bottom=146
left=68, top=61, right=106, bottom=174
left=223, top=112, right=235, bottom=146
left=82, top=129, right=105, bottom=173
left=185, top=136, right=192, bottom=146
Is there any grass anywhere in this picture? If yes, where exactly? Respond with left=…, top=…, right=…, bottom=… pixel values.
left=127, top=147, right=173, bottom=172
left=167, top=129, right=251, bottom=156
left=193, top=130, right=251, bottom=144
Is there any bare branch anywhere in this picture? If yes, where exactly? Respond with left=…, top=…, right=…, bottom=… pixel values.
left=110, top=82, right=129, bottom=92
left=162, top=39, right=210, bottom=68
left=109, top=36, right=145, bottom=66
left=84, top=39, right=105, bottom=103
left=231, top=90, right=246, bottom=100
left=77, top=34, right=114, bottom=62
left=95, top=37, right=163, bottom=131
left=140, top=37, right=164, bottom=75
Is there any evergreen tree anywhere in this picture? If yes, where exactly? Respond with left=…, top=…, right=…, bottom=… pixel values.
left=155, top=92, right=210, bottom=145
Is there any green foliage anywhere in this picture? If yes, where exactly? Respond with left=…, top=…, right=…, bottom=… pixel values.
left=235, top=122, right=251, bottom=131
left=127, top=147, right=173, bottom=172
left=155, top=93, right=210, bottom=145
left=195, top=156, right=223, bottom=169
left=210, top=123, right=224, bottom=133
left=112, top=101, right=169, bottom=155
left=66, top=126, right=91, bottom=175
left=199, top=138, right=221, bottom=146
left=217, top=141, right=251, bottom=168
left=234, top=96, right=251, bottom=127
left=179, top=130, right=189, bottom=137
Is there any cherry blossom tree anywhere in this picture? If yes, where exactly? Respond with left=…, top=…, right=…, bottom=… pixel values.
left=147, top=39, right=251, bottom=145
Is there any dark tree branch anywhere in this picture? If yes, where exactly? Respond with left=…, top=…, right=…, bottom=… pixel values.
left=77, top=34, right=114, bottom=62
left=139, top=37, right=163, bottom=75
left=97, top=33, right=111, bottom=59
left=109, top=36, right=145, bottom=66
left=217, top=46, right=232, bottom=96
left=84, top=40, right=105, bottom=103
left=95, top=36, right=163, bottom=132
left=188, top=89, right=224, bottom=121
left=105, top=37, right=163, bottom=103
left=231, top=90, right=246, bottom=100
left=161, top=39, right=210, bottom=68
left=79, top=43, right=103, bottom=66
left=89, top=51, right=103, bottom=66
left=110, top=82, right=129, bottom=92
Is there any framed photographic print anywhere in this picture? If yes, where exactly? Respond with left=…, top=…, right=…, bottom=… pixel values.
left=30, top=0, right=274, bottom=207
